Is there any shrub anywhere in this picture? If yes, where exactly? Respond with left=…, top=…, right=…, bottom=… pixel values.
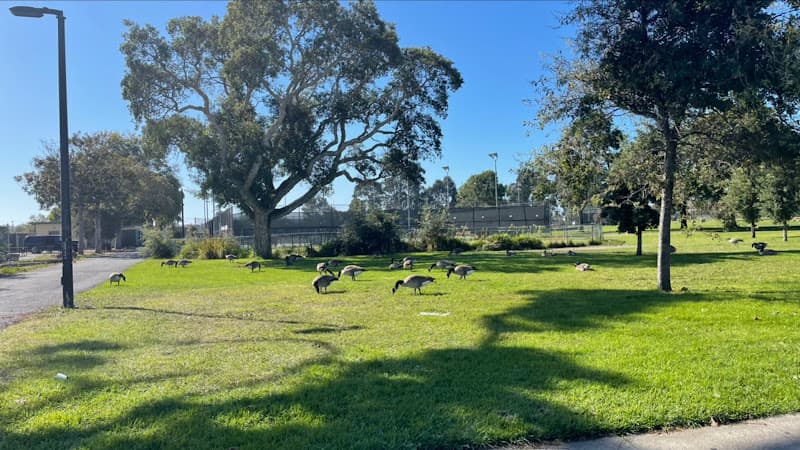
left=415, top=207, right=453, bottom=251
left=512, top=235, right=544, bottom=250
left=180, top=237, right=244, bottom=260
left=486, top=233, right=514, bottom=251
left=179, top=239, right=200, bottom=259
left=143, top=229, right=178, bottom=259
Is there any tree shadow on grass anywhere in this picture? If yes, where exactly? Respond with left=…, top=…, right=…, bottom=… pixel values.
left=101, top=305, right=364, bottom=333
left=1, top=344, right=630, bottom=449
left=0, top=291, right=654, bottom=449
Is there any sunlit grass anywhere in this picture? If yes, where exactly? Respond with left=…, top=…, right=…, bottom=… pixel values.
left=1, top=226, right=799, bottom=449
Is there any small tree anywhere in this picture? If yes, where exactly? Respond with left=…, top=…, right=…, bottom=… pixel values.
left=415, top=206, right=452, bottom=251
left=722, top=166, right=762, bottom=238
left=760, top=164, right=799, bottom=242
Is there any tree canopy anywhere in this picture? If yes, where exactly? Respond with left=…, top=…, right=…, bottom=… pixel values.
left=122, top=0, right=462, bottom=257
left=457, top=171, right=505, bottom=207
left=539, top=0, right=779, bottom=291
left=16, top=132, right=182, bottom=250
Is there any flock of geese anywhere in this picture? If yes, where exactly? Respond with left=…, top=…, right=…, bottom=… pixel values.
left=107, top=249, right=594, bottom=291
left=105, top=237, right=779, bottom=290
left=310, top=256, right=479, bottom=295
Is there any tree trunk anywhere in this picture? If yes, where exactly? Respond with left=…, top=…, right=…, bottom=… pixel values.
left=750, top=221, right=756, bottom=239
left=784, top=222, right=789, bottom=242
left=636, top=227, right=643, bottom=256
left=254, top=211, right=273, bottom=258
left=657, top=120, right=677, bottom=293
left=77, top=202, right=86, bottom=254
left=94, top=207, right=103, bottom=254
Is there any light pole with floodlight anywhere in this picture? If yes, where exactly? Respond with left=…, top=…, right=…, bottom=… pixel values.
left=488, top=152, right=499, bottom=228
left=11, top=5, right=73, bottom=308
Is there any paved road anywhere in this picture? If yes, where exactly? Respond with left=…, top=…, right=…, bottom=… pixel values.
left=0, top=254, right=144, bottom=329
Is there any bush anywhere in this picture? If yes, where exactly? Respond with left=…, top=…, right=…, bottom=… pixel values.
left=415, top=207, right=452, bottom=251
left=335, top=210, right=405, bottom=256
left=180, top=237, right=244, bottom=260
left=143, top=229, right=178, bottom=259
left=512, top=235, right=544, bottom=250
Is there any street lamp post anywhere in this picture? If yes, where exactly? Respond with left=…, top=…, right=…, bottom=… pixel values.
left=488, top=152, right=499, bottom=229
left=442, top=165, right=450, bottom=209
left=11, top=5, right=73, bottom=308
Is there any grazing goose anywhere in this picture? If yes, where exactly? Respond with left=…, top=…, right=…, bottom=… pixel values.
left=225, top=254, right=238, bottom=262
left=567, top=250, right=577, bottom=257
left=177, top=259, right=192, bottom=268
left=729, top=238, right=743, bottom=244
left=403, top=259, right=414, bottom=270
left=392, top=274, right=435, bottom=295
left=505, top=249, right=517, bottom=256
left=317, top=262, right=334, bottom=275
left=108, top=272, right=126, bottom=286
left=574, top=262, right=592, bottom=271
left=428, top=260, right=456, bottom=272
left=752, top=242, right=768, bottom=252
left=312, top=274, right=338, bottom=294
left=244, top=261, right=262, bottom=272
left=338, top=265, right=366, bottom=281
left=446, top=264, right=477, bottom=280
left=388, top=258, right=402, bottom=270
left=161, top=259, right=178, bottom=267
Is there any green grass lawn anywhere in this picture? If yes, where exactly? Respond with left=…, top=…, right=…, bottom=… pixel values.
left=1, top=227, right=799, bottom=449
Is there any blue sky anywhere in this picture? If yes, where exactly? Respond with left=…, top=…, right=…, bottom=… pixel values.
left=1, top=0, right=573, bottom=226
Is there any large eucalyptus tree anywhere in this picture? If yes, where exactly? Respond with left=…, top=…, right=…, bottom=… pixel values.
left=121, top=0, right=462, bottom=257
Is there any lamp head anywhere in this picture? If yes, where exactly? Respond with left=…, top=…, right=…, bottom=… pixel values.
left=10, top=6, right=62, bottom=18
left=488, top=152, right=498, bottom=159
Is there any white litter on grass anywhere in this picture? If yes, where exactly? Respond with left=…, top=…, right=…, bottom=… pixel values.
left=54, top=373, right=68, bottom=381
left=419, top=311, right=450, bottom=317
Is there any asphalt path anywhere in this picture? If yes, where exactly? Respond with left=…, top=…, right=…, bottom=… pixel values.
left=0, top=253, right=144, bottom=329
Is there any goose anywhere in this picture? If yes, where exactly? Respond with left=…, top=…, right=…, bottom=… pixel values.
left=392, top=274, right=435, bottom=295
left=312, top=274, right=338, bottom=294
left=729, top=238, right=743, bottom=244
left=447, top=264, right=477, bottom=280
left=317, top=262, right=334, bottom=275
left=225, top=254, right=238, bottom=262
left=177, top=259, right=192, bottom=268
left=108, top=272, right=126, bottom=286
left=428, top=260, right=456, bottom=272
left=448, top=248, right=463, bottom=256
left=338, top=265, right=366, bottom=281
left=752, top=242, right=768, bottom=252
left=566, top=250, right=577, bottom=257
left=401, top=256, right=417, bottom=263
left=388, top=258, right=402, bottom=270
left=403, top=259, right=414, bottom=270
left=574, top=262, right=592, bottom=271
left=505, top=249, right=517, bottom=256
left=244, top=261, right=262, bottom=272
left=758, top=248, right=777, bottom=256
left=541, top=249, right=552, bottom=257
left=161, top=259, right=178, bottom=268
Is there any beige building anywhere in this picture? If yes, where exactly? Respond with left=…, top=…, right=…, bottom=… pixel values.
left=30, top=222, right=62, bottom=236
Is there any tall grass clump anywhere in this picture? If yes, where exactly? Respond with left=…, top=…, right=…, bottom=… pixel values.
left=142, top=229, right=178, bottom=258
